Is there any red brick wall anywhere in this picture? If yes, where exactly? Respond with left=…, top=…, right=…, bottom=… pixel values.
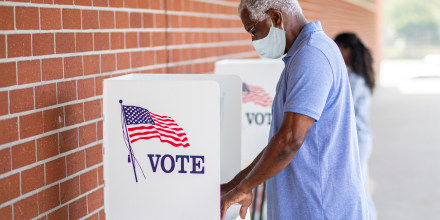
left=0, top=0, right=380, bottom=219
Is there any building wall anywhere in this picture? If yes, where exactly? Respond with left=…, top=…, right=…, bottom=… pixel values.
left=0, top=0, right=380, bottom=219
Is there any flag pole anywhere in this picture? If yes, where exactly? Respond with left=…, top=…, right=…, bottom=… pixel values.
left=120, top=100, right=138, bottom=182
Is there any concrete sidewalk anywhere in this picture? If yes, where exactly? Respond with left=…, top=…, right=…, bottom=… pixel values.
left=370, top=60, right=440, bottom=219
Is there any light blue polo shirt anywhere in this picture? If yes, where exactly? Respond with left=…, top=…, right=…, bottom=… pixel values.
left=266, top=21, right=369, bottom=219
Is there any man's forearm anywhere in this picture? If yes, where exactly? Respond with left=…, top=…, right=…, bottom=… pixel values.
left=226, top=148, right=265, bottom=187
left=237, top=131, right=302, bottom=192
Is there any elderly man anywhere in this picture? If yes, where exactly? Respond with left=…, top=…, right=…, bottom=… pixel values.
left=220, top=0, right=369, bottom=219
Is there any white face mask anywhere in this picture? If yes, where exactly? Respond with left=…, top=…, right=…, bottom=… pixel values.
left=251, top=20, right=286, bottom=59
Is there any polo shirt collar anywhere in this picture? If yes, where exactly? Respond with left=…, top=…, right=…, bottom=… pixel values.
left=282, top=21, right=323, bottom=63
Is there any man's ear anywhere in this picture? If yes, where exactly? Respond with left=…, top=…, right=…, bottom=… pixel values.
left=267, top=9, right=283, bottom=28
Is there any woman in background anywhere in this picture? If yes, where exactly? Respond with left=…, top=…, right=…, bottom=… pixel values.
left=335, top=33, right=377, bottom=220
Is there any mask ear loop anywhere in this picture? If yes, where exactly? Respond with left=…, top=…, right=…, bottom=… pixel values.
left=265, top=9, right=284, bottom=30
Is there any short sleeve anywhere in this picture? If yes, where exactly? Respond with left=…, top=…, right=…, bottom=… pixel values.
left=283, top=46, right=334, bottom=121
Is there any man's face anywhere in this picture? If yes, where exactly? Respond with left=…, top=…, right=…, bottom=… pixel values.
left=240, top=8, right=271, bottom=41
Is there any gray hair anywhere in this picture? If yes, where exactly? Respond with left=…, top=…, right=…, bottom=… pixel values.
left=238, top=0, right=303, bottom=21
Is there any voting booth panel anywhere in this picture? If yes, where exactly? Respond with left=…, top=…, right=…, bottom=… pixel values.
left=103, top=74, right=243, bottom=220
left=215, top=59, right=285, bottom=166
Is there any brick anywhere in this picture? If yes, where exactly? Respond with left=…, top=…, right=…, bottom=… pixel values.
left=115, top=11, right=129, bottom=28
left=66, top=150, right=84, bottom=175
left=79, top=123, right=96, bottom=146
left=10, top=88, right=34, bottom=114
left=93, top=0, right=108, bottom=7
left=12, top=140, right=36, bottom=169
left=97, top=120, right=103, bottom=140
left=80, top=169, right=97, bottom=194
left=0, top=148, right=11, bottom=175
left=125, top=32, right=138, bottom=48
left=60, top=176, right=79, bottom=203
left=38, top=184, right=60, bottom=213
left=59, top=128, right=78, bottom=153
left=42, top=58, right=63, bottom=81
left=0, top=118, right=18, bottom=145
left=0, top=92, right=7, bottom=116
left=87, top=187, right=103, bottom=212
left=97, top=165, right=103, bottom=185
left=131, top=51, right=143, bottom=68
left=57, top=80, right=76, bottom=103
left=0, top=173, right=20, bottom=203
left=155, top=50, right=166, bottom=64
left=35, top=83, right=57, bottom=109
left=7, top=34, right=31, bottom=58
left=99, top=209, right=105, bottom=220
left=110, top=32, right=124, bottom=49
left=94, top=32, right=109, bottom=51
left=21, top=164, right=44, bottom=194
left=154, top=13, right=166, bottom=28
left=55, top=0, right=73, bottom=4
left=117, top=52, right=130, bottom=70
left=100, top=54, right=115, bottom=73
left=14, top=194, right=38, bottom=220
left=0, top=6, right=14, bottom=30
left=86, top=213, right=99, bottom=220
left=62, top=9, right=81, bottom=29
left=99, top=11, right=114, bottom=29
left=86, top=144, right=102, bottom=167
left=47, top=205, right=68, bottom=220
left=78, top=78, right=95, bottom=99
left=84, top=100, right=101, bottom=121
left=33, top=33, right=55, bottom=56
left=64, top=56, right=83, bottom=78
left=32, top=0, right=54, bottom=3
left=37, top=134, right=59, bottom=161
left=41, top=8, right=61, bottom=30
left=139, top=32, right=150, bottom=47
left=83, top=55, right=100, bottom=75
left=0, top=205, right=12, bottom=220
left=142, top=13, right=153, bottom=28
left=43, top=107, right=64, bottom=132
left=45, top=157, right=66, bottom=184
left=130, top=12, right=142, bottom=28
left=82, top=10, right=99, bottom=29
left=143, top=51, right=154, bottom=66
left=152, top=32, right=166, bottom=46
left=69, top=196, right=87, bottom=219
left=76, top=0, right=91, bottom=6
left=125, top=0, right=139, bottom=8
left=0, top=35, right=5, bottom=58
left=19, top=112, right=43, bottom=139
left=95, top=76, right=109, bottom=96
left=56, top=33, right=75, bottom=53
left=17, top=60, right=41, bottom=85
left=0, top=62, right=16, bottom=87
left=16, top=7, right=39, bottom=30
left=76, top=33, right=93, bottom=52
left=65, top=103, right=84, bottom=126
left=109, top=0, right=123, bottom=7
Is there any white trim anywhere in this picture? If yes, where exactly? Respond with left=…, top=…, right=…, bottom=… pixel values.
left=0, top=39, right=249, bottom=64
left=0, top=162, right=103, bottom=210
left=0, top=1, right=240, bottom=20
left=0, top=27, right=245, bottom=34
left=78, top=207, right=104, bottom=220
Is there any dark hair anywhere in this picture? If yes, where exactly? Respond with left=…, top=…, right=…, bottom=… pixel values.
left=334, top=33, right=375, bottom=92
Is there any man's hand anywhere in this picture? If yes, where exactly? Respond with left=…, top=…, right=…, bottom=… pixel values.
left=220, top=186, right=253, bottom=220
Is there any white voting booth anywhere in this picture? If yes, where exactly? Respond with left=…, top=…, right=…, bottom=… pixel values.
left=103, top=74, right=248, bottom=220
left=215, top=59, right=284, bottom=167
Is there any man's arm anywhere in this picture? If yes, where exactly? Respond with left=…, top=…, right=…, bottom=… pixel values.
left=220, top=112, right=315, bottom=219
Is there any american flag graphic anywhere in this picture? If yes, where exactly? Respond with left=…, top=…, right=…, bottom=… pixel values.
left=122, top=105, right=190, bottom=148
left=242, top=83, right=273, bottom=107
